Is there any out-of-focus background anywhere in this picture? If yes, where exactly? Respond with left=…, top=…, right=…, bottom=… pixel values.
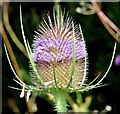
left=2, top=2, right=120, bottom=114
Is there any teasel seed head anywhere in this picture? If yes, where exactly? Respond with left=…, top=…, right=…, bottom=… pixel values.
left=31, top=7, right=88, bottom=90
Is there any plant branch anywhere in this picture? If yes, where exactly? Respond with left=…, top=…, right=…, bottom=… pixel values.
left=66, top=93, right=80, bottom=112
left=90, top=0, right=120, bottom=43
left=1, top=22, right=23, bottom=81
left=3, top=3, right=28, bottom=57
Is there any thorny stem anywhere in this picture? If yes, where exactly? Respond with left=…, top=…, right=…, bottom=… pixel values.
left=90, top=0, right=120, bottom=43
left=53, top=89, right=67, bottom=112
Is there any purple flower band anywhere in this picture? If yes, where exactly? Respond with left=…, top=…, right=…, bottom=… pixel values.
left=32, top=37, right=86, bottom=62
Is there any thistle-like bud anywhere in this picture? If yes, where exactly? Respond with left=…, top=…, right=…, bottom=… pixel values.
left=31, top=7, right=88, bottom=90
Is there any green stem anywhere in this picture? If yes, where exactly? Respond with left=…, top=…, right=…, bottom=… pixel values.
left=52, top=89, right=67, bottom=112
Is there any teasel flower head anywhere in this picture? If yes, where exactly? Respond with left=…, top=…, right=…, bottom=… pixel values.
left=31, top=7, right=88, bottom=91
